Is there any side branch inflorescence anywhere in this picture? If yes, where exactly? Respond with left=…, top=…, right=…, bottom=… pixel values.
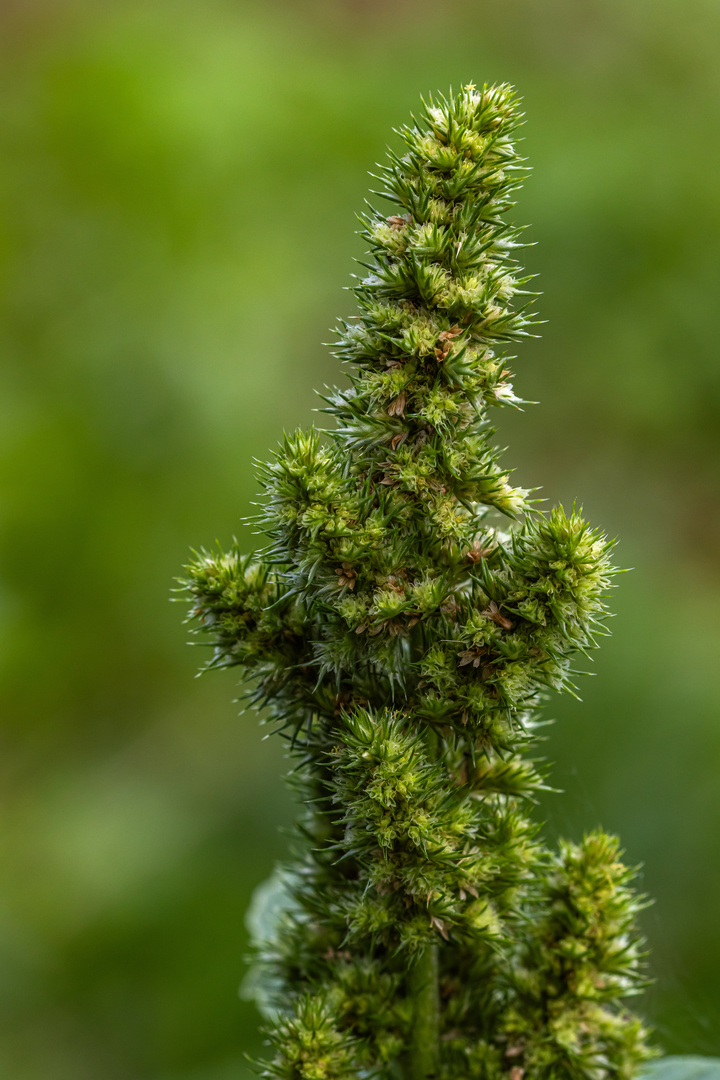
left=182, top=85, right=654, bottom=1080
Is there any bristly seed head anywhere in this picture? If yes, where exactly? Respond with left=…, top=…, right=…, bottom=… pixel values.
left=180, top=84, right=654, bottom=1080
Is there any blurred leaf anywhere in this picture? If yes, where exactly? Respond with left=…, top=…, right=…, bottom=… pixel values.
left=644, top=1059, right=720, bottom=1080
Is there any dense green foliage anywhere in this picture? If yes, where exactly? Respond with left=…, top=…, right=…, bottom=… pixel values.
left=184, top=86, right=654, bottom=1080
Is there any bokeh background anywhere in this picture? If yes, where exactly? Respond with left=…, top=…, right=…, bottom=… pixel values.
left=1, top=0, right=719, bottom=1076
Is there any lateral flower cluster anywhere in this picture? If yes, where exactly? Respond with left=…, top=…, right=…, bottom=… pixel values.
left=183, top=85, right=654, bottom=1080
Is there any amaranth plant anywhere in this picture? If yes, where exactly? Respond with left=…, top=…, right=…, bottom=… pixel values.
left=182, top=84, right=655, bottom=1080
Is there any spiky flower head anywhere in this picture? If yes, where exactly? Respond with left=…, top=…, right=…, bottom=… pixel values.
left=182, top=84, right=654, bottom=1080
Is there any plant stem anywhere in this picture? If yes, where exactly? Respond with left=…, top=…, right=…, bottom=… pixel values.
left=407, top=941, right=439, bottom=1080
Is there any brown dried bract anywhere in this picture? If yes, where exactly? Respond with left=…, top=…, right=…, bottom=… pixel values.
left=434, top=325, right=463, bottom=362
left=335, top=563, right=358, bottom=590
left=466, top=540, right=496, bottom=562
left=388, top=391, right=406, bottom=418
left=440, top=595, right=459, bottom=619
left=482, top=600, right=514, bottom=630
left=458, top=646, right=486, bottom=668
left=430, top=915, right=450, bottom=940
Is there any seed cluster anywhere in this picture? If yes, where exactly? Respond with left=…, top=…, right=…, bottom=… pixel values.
left=183, top=85, right=654, bottom=1080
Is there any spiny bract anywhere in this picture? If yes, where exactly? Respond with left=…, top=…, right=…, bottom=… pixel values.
left=182, top=84, right=654, bottom=1080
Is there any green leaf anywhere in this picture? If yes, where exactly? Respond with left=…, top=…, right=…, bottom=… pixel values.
left=643, top=1058, right=720, bottom=1080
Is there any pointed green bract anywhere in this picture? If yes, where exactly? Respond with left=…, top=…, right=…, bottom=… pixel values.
left=183, top=85, right=655, bottom=1080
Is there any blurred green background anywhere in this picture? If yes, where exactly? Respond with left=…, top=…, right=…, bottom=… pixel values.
left=1, top=0, right=719, bottom=1076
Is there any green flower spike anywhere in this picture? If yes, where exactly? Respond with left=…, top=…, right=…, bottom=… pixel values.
left=182, top=84, right=657, bottom=1080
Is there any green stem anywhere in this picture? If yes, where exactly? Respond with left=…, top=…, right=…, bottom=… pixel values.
left=407, top=942, right=439, bottom=1080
